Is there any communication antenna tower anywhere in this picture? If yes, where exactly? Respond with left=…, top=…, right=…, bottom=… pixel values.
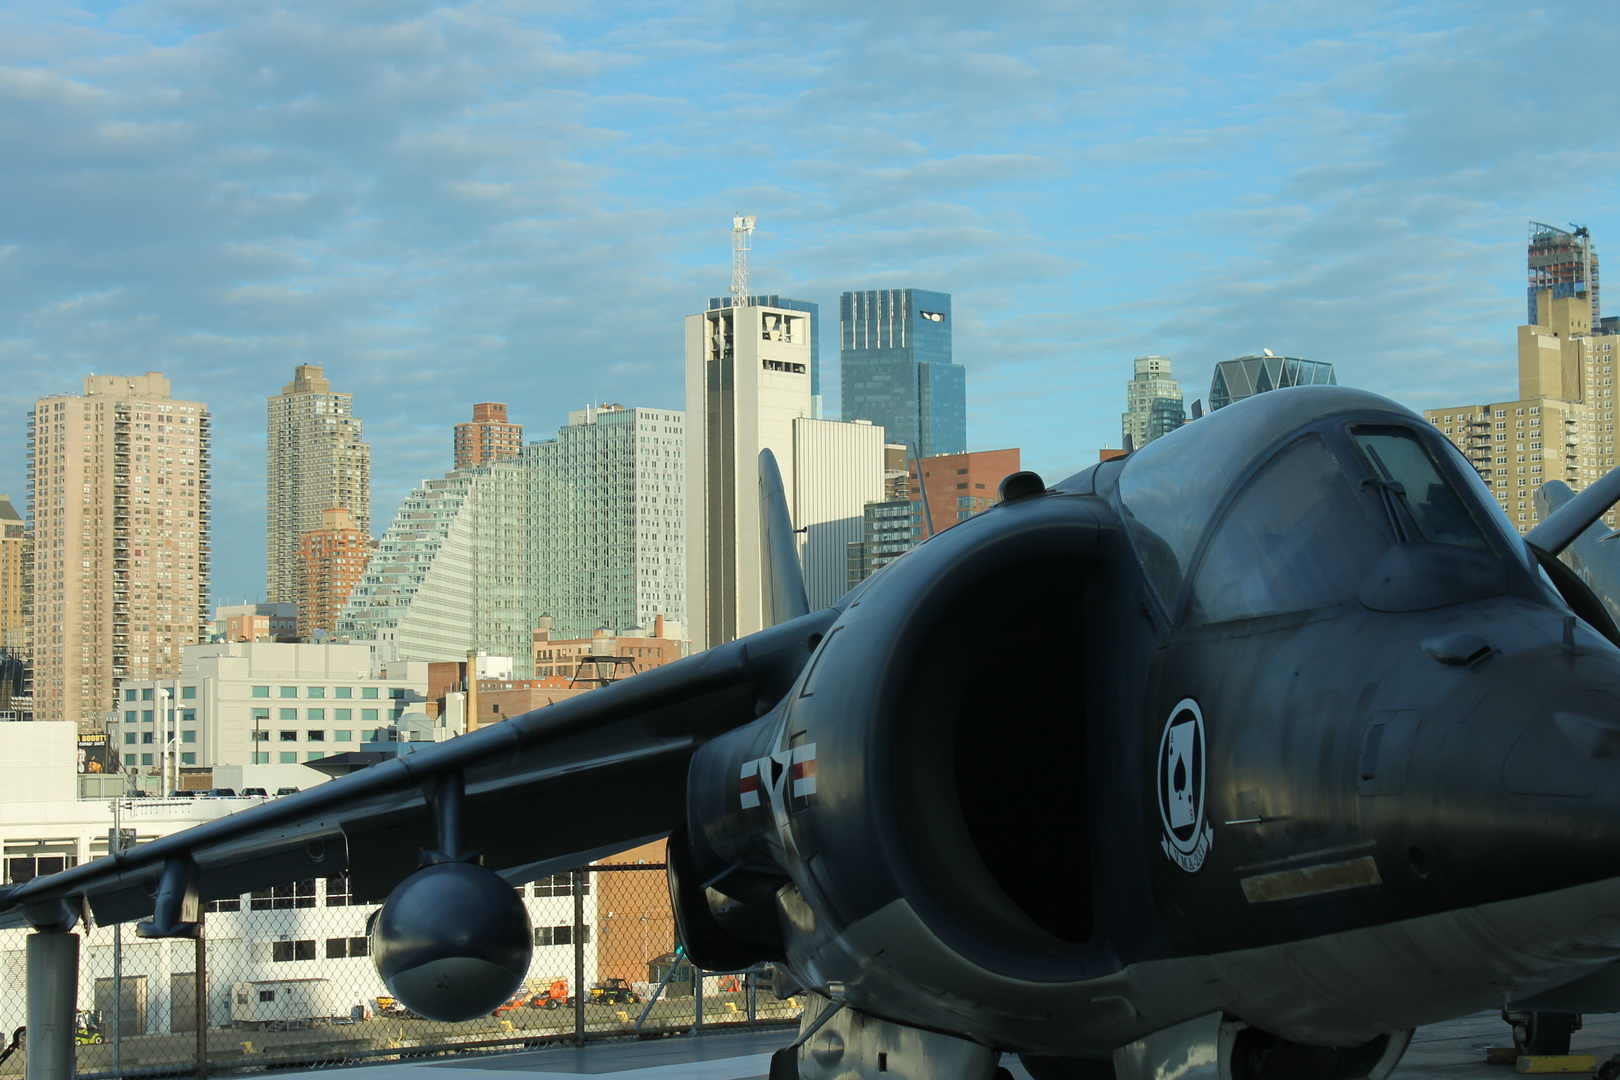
left=731, top=214, right=756, bottom=309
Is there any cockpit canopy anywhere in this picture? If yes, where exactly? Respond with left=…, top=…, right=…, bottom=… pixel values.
left=1113, top=386, right=1524, bottom=625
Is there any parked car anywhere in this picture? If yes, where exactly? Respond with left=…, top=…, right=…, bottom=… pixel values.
left=275, top=787, right=300, bottom=796
left=241, top=787, right=269, bottom=798
left=167, top=790, right=196, bottom=799
left=204, top=788, right=238, bottom=798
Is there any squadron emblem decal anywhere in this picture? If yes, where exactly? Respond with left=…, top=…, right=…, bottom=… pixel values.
left=1157, top=699, right=1212, bottom=872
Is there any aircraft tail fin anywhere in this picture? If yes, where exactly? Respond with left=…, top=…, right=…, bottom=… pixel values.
left=759, top=448, right=811, bottom=627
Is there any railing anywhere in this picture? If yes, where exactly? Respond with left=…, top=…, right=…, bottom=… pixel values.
left=0, top=861, right=799, bottom=1080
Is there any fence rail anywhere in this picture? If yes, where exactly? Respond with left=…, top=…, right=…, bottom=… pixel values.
left=0, top=862, right=801, bottom=1079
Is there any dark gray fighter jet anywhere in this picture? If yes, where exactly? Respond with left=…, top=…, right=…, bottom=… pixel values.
left=10, top=385, right=1620, bottom=1080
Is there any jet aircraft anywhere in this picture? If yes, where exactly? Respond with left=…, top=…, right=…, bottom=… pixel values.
left=11, top=385, right=1620, bottom=1080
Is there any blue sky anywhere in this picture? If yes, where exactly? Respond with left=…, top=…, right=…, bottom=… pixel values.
left=3, top=0, right=1618, bottom=605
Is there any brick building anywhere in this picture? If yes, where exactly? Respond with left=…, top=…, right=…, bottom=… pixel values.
left=454, top=402, right=524, bottom=470
left=910, top=448, right=1021, bottom=535
left=297, top=508, right=372, bottom=640
left=532, top=618, right=684, bottom=684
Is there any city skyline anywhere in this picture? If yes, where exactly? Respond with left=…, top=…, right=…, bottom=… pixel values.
left=3, top=3, right=1618, bottom=606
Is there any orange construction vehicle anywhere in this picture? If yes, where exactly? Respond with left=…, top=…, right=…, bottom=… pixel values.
left=527, top=979, right=571, bottom=1010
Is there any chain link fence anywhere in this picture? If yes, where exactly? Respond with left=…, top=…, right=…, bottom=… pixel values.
left=0, top=862, right=802, bottom=1078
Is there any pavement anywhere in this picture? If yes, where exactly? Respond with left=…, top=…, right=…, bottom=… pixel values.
left=292, top=1011, right=1620, bottom=1080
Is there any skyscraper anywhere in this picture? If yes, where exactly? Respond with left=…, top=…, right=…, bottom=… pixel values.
left=685, top=300, right=886, bottom=647
left=454, top=402, right=524, bottom=470
left=28, top=373, right=211, bottom=728
left=1529, top=221, right=1600, bottom=327
left=0, top=495, right=29, bottom=658
left=542, top=404, right=686, bottom=638
left=840, top=288, right=965, bottom=458
left=708, top=296, right=822, bottom=411
left=1121, top=356, right=1186, bottom=448
left=686, top=300, right=815, bottom=649
left=266, top=365, right=370, bottom=604
left=297, top=508, right=373, bottom=641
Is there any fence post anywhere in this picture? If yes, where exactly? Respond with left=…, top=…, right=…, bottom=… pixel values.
left=694, top=966, right=702, bottom=1031
left=748, top=968, right=756, bottom=1021
left=194, top=911, right=206, bottom=1079
left=109, top=819, right=123, bottom=1080
left=573, top=868, right=585, bottom=1045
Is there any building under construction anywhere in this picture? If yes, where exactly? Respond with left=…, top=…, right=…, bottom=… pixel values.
left=1529, top=221, right=1599, bottom=327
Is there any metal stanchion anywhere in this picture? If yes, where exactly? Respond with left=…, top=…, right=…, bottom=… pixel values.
left=194, top=911, right=206, bottom=1079
left=573, top=869, right=586, bottom=1044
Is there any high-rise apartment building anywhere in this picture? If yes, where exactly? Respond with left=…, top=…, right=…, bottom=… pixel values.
left=28, top=373, right=211, bottom=728
left=297, top=508, right=373, bottom=640
left=1121, top=356, right=1186, bottom=448
left=542, top=404, right=686, bottom=638
left=454, top=402, right=524, bottom=470
left=266, top=365, right=370, bottom=604
left=338, top=405, right=686, bottom=670
left=1426, top=287, right=1618, bottom=534
left=0, top=495, right=29, bottom=657
left=845, top=498, right=919, bottom=590
left=1209, top=354, right=1336, bottom=411
left=1529, top=221, right=1600, bottom=327
left=840, top=289, right=966, bottom=458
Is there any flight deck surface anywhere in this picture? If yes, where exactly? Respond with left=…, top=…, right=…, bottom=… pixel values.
left=298, top=1013, right=1620, bottom=1080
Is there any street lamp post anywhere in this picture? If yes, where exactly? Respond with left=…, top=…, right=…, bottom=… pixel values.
left=156, top=687, right=170, bottom=795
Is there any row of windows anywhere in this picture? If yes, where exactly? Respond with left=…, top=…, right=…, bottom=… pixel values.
left=124, top=729, right=195, bottom=744
left=123, top=709, right=196, bottom=723
left=124, top=752, right=196, bottom=766
left=254, top=708, right=388, bottom=722
left=251, top=685, right=399, bottom=700
left=253, top=729, right=360, bottom=742
left=125, top=686, right=198, bottom=701
left=204, top=876, right=374, bottom=912
left=534, top=924, right=592, bottom=946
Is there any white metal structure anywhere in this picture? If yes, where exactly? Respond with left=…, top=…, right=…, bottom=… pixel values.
left=730, top=214, right=755, bottom=310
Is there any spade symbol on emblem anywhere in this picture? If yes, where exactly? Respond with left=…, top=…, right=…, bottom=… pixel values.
left=1166, top=719, right=1196, bottom=830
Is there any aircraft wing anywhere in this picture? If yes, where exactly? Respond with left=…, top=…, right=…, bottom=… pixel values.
left=0, top=609, right=835, bottom=931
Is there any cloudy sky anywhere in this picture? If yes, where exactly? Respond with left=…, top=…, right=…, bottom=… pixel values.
left=3, top=0, right=1617, bottom=605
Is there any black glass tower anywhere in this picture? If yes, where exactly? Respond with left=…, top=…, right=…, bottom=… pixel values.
left=839, top=288, right=965, bottom=457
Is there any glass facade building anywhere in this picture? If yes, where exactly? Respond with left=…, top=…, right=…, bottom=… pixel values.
left=840, top=289, right=965, bottom=457
left=1209, top=355, right=1336, bottom=412
left=337, top=406, right=685, bottom=673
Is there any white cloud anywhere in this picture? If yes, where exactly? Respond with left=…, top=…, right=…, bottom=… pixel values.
left=1, top=0, right=1616, bottom=601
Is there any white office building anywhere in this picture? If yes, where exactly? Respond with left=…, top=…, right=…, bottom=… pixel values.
left=792, top=418, right=887, bottom=610
left=110, top=643, right=431, bottom=791
left=0, top=721, right=599, bottom=1040
left=685, top=303, right=886, bottom=646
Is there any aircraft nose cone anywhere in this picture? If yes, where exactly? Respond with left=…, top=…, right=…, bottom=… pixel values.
left=1503, top=690, right=1620, bottom=798
left=1426, top=658, right=1620, bottom=908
